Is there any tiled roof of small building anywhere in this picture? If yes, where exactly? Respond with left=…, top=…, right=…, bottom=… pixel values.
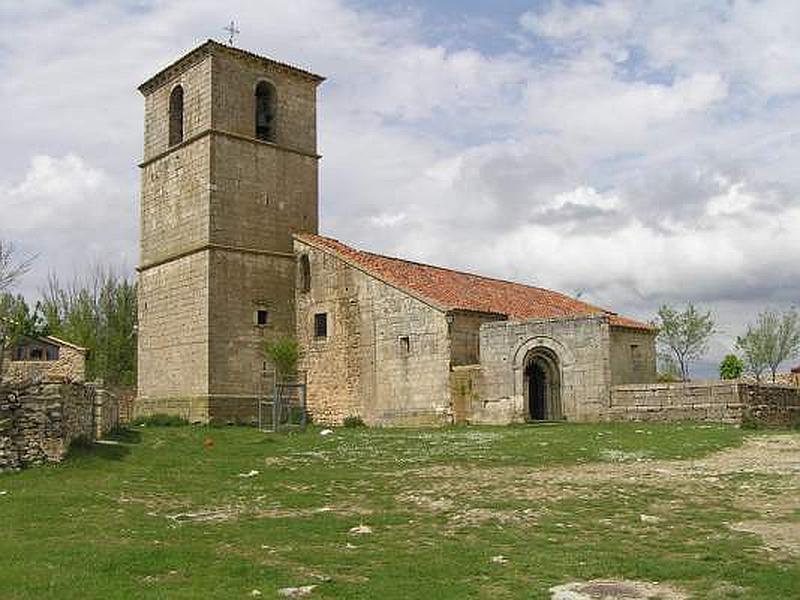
left=295, top=233, right=655, bottom=331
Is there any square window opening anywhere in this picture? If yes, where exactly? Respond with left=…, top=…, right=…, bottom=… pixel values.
left=256, top=310, right=269, bottom=326
left=399, top=335, right=410, bottom=355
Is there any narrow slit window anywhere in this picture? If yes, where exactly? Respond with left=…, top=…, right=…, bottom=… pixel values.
left=399, top=336, right=410, bottom=355
left=169, top=85, right=184, bottom=146
left=300, top=254, right=311, bottom=292
left=255, top=81, right=276, bottom=142
left=256, top=310, right=269, bottom=326
left=314, top=313, right=328, bottom=338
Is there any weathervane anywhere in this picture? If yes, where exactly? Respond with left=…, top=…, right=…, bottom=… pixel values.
left=223, top=20, right=240, bottom=46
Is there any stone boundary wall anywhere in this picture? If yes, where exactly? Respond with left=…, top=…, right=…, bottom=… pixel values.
left=739, top=383, right=800, bottom=428
left=0, top=382, right=120, bottom=472
left=608, top=381, right=800, bottom=427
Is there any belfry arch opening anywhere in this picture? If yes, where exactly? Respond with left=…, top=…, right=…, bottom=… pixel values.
left=168, top=85, right=184, bottom=146
left=523, top=347, right=562, bottom=421
left=255, top=80, right=277, bottom=141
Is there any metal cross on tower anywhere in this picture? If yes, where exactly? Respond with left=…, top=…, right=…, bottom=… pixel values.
left=223, top=20, right=240, bottom=46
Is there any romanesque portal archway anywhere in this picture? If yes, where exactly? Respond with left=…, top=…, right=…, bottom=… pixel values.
left=523, top=348, right=562, bottom=421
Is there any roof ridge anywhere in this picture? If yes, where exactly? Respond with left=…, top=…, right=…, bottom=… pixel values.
left=139, top=40, right=324, bottom=94
left=297, top=232, right=612, bottom=315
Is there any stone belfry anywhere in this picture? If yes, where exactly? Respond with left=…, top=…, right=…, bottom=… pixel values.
left=136, top=40, right=324, bottom=421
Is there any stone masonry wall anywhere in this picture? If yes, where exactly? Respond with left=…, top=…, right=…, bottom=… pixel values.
left=607, top=381, right=800, bottom=426
left=478, top=316, right=612, bottom=422
left=739, top=383, right=800, bottom=427
left=295, top=239, right=452, bottom=425
left=0, top=382, right=120, bottom=472
left=609, top=326, right=657, bottom=385
left=137, top=251, right=210, bottom=419
left=450, top=311, right=506, bottom=367
left=608, top=382, right=742, bottom=423
left=142, top=53, right=212, bottom=162
left=212, top=50, right=319, bottom=156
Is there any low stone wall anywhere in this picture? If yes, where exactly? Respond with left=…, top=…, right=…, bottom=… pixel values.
left=739, top=383, right=800, bottom=428
left=0, top=381, right=120, bottom=472
left=608, top=381, right=800, bottom=427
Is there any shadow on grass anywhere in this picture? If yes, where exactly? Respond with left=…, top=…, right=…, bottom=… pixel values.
left=66, top=440, right=130, bottom=462
left=65, top=427, right=142, bottom=462
left=105, top=427, right=143, bottom=444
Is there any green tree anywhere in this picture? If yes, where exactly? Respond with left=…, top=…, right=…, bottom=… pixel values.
left=42, top=267, right=137, bottom=385
left=653, top=304, right=716, bottom=381
left=736, top=309, right=800, bottom=383
left=719, top=354, right=744, bottom=380
left=261, top=336, right=300, bottom=383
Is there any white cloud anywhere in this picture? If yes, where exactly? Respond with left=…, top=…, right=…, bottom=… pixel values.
left=0, top=0, right=798, bottom=375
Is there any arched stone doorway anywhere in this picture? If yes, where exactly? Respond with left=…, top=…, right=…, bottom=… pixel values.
left=523, top=348, right=562, bottom=421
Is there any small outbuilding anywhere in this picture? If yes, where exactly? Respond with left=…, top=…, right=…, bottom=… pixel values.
left=2, top=335, right=87, bottom=385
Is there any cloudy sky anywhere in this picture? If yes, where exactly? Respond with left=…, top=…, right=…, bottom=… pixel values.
left=1, top=0, right=799, bottom=375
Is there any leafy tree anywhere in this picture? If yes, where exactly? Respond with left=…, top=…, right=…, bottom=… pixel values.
left=42, top=267, right=137, bottom=386
left=719, top=354, right=744, bottom=380
left=737, top=309, right=800, bottom=383
left=653, top=304, right=716, bottom=381
left=261, top=336, right=300, bottom=383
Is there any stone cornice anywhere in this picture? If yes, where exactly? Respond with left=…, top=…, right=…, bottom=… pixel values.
left=138, top=128, right=321, bottom=168
left=137, top=243, right=295, bottom=273
left=138, top=39, right=324, bottom=96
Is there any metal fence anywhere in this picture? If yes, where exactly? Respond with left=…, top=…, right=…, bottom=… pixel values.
left=258, top=371, right=308, bottom=432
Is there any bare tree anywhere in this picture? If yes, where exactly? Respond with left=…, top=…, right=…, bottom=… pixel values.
left=654, top=304, right=716, bottom=381
left=738, top=309, right=800, bottom=383
left=0, top=240, right=34, bottom=293
left=0, top=240, right=35, bottom=380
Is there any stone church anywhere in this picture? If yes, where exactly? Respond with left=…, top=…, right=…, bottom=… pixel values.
left=136, top=41, right=657, bottom=425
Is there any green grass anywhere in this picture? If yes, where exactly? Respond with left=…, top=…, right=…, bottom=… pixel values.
left=0, top=422, right=797, bottom=599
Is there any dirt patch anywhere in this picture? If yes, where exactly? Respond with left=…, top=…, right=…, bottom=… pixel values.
left=400, top=435, right=800, bottom=554
left=550, top=579, right=687, bottom=599
left=729, top=520, right=800, bottom=558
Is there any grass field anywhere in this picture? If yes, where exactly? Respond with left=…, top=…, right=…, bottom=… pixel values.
left=1, top=422, right=798, bottom=599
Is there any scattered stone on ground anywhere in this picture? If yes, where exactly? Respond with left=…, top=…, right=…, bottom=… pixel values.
left=348, top=524, right=373, bottom=535
left=238, top=470, right=259, bottom=478
left=639, top=514, right=661, bottom=524
left=320, top=429, right=333, bottom=436
left=550, top=579, right=687, bottom=600
left=166, top=508, right=236, bottom=524
left=278, top=584, right=317, bottom=597
left=249, top=590, right=262, bottom=597
left=490, top=555, right=508, bottom=564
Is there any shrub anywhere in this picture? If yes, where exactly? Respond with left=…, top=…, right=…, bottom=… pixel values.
left=342, top=415, right=366, bottom=428
left=719, top=354, right=744, bottom=380
left=132, top=413, right=188, bottom=427
left=262, top=336, right=300, bottom=382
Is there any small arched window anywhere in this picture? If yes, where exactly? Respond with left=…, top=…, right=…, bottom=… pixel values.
left=169, top=85, right=184, bottom=146
left=255, top=81, right=276, bottom=142
left=300, top=254, right=311, bottom=292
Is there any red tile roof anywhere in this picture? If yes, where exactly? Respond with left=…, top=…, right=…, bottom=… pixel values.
left=295, top=233, right=655, bottom=331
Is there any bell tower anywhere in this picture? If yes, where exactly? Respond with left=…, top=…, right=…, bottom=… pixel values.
left=136, top=41, right=324, bottom=421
